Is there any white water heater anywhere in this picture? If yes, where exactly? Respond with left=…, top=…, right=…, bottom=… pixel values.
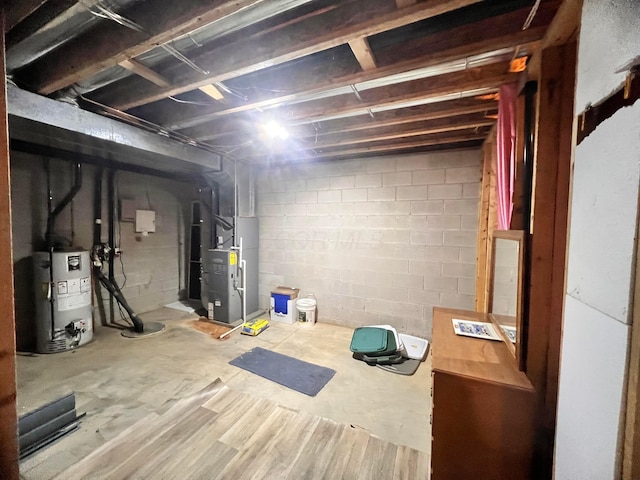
left=33, top=251, right=93, bottom=353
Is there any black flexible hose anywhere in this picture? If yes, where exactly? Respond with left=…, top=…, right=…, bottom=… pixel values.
left=93, top=268, right=144, bottom=333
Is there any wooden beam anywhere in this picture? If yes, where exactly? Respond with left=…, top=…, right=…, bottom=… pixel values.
left=252, top=130, right=488, bottom=160
left=3, top=0, right=46, bottom=32
left=189, top=98, right=498, bottom=142
left=164, top=27, right=543, bottom=130
left=527, top=0, right=583, bottom=80
left=5, top=0, right=78, bottom=49
left=624, top=230, right=640, bottom=480
left=298, top=117, right=495, bottom=150
left=396, top=0, right=417, bottom=8
left=303, top=100, right=498, bottom=137
left=475, top=129, right=497, bottom=312
left=282, top=61, right=517, bottom=123
left=89, top=0, right=482, bottom=110
left=527, top=41, right=576, bottom=478
left=199, top=84, right=225, bottom=101
left=0, top=18, right=19, bottom=478
left=19, top=0, right=268, bottom=95
left=118, top=58, right=171, bottom=88
left=349, top=37, right=377, bottom=71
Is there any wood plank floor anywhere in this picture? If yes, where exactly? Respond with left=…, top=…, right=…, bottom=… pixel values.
left=55, top=379, right=430, bottom=480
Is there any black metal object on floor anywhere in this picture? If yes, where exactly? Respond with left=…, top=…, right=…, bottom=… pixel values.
left=18, top=393, right=84, bottom=459
left=120, top=321, right=166, bottom=338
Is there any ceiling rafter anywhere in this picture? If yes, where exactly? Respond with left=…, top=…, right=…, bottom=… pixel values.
left=349, top=37, right=377, bottom=71
left=118, top=58, right=171, bottom=88
left=18, top=0, right=269, bottom=95
left=163, top=27, right=544, bottom=130
left=258, top=131, right=489, bottom=161
left=187, top=98, right=498, bottom=142
left=396, top=0, right=418, bottom=8
left=297, top=119, right=495, bottom=150
left=88, top=0, right=482, bottom=110
left=280, top=61, right=517, bottom=123
left=4, top=0, right=564, bottom=162
left=3, top=0, right=47, bottom=33
left=5, top=0, right=78, bottom=49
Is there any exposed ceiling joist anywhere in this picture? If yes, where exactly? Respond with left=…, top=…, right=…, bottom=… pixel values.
left=349, top=37, right=377, bottom=71
left=89, top=0, right=482, bottom=110
left=3, top=0, right=47, bottom=33
left=396, top=0, right=418, bottom=8
left=4, top=0, right=563, bottom=163
left=281, top=61, right=518, bottom=123
left=189, top=98, right=498, bottom=142
left=296, top=118, right=495, bottom=150
left=5, top=0, right=78, bottom=49
left=18, top=0, right=267, bottom=95
left=199, top=84, right=226, bottom=101
left=164, top=27, right=544, bottom=130
left=118, top=58, right=171, bottom=88
left=278, top=131, right=489, bottom=161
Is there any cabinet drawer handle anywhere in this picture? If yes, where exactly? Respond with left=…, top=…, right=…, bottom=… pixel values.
left=429, top=413, right=432, bottom=425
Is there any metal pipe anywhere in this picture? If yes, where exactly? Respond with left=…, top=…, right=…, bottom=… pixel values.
left=107, top=170, right=116, bottom=323
left=45, top=159, right=55, bottom=341
left=93, top=168, right=103, bottom=246
left=93, top=269, right=144, bottom=332
left=46, top=162, right=82, bottom=247
left=520, top=80, right=537, bottom=372
left=220, top=237, right=245, bottom=339
left=522, top=81, right=537, bottom=233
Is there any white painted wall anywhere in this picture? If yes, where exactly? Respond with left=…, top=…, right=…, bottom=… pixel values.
left=554, top=2, right=640, bottom=478
left=256, top=150, right=481, bottom=339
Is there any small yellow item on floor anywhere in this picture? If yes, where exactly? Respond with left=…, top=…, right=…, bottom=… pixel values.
left=241, top=318, right=269, bottom=336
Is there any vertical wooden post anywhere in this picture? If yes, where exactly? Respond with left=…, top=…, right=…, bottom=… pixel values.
left=623, top=210, right=640, bottom=479
left=527, top=41, right=576, bottom=477
left=475, top=128, right=497, bottom=312
left=0, top=14, right=19, bottom=479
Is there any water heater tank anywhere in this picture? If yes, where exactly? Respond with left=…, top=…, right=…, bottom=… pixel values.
left=33, top=251, right=93, bottom=353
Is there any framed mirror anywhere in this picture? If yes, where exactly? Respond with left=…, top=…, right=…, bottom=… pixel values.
left=488, top=230, right=525, bottom=370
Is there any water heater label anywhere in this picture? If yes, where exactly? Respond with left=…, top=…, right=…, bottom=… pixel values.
left=57, top=292, right=90, bottom=311
left=57, top=277, right=91, bottom=311
left=230, top=252, right=237, bottom=265
left=67, top=255, right=81, bottom=271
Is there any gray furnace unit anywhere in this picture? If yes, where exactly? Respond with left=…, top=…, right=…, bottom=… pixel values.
left=202, top=217, right=259, bottom=324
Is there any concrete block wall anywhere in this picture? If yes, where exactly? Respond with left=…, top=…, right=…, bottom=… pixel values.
left=256, top=149, right=481, bottom=339
left=110, top=170, right=196, bottom=316
left=10, top=153, right=197, bottom=350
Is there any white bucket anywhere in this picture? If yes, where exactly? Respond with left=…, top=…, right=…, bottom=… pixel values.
left=296, top=297, right=317, bottom=325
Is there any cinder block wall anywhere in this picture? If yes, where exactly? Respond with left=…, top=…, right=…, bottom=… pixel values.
left=10, top=152, right=197, bottom=350
left=110, top=170, right=195, bottom=315
left=256, top=149, right=481, bottom=339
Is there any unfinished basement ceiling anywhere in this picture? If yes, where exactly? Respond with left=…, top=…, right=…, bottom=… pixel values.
left=6, top=0, right=562, bottom=165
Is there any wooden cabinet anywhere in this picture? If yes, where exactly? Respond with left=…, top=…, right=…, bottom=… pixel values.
left=431, top=307, right=536, bottom=480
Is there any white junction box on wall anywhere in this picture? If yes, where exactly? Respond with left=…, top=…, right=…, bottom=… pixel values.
left=135, top=209, right=156, bottom=233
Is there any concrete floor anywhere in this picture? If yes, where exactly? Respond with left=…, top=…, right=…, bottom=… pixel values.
left=17, top=307, right=432, bottom=479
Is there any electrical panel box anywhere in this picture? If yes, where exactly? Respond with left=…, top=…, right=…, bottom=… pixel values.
left=135, top=209, right=156, bottom=233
